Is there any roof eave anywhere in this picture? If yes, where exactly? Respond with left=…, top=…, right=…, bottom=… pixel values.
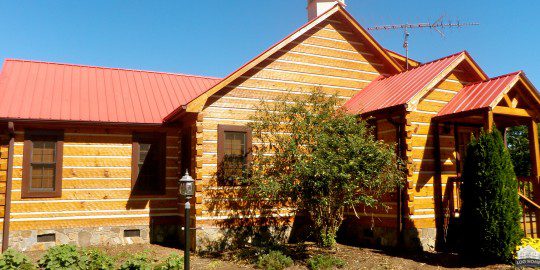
left=162, top=105, right=188, bottom=123
left=0, top=118, right=173, bottom=127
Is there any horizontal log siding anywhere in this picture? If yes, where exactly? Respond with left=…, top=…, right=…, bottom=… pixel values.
left=196, top=15, right=391, bottom=224
left=406, top=69, right=473, bottom=229
left=8, top=128, right=180, bottom=231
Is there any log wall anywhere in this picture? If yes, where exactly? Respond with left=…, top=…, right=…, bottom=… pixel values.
left=405, top=65, right=476, bottom=230
left=195, top=14, right=393, bottom=230
left=7, top=127, right=180, bottom=232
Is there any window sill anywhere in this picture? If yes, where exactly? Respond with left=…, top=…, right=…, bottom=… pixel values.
left=21, top=191, right=62, bottom=199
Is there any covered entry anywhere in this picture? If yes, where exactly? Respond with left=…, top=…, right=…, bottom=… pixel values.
left=434, top=71, right=540, bottom=238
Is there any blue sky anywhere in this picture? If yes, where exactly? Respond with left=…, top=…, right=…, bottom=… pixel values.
left=0, top=1, right=538, bottom=85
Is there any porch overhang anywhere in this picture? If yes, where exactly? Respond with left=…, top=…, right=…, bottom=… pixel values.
left=434, top=71, right=540, bottom=128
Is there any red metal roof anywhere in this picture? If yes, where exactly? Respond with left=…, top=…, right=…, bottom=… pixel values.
left=0, top=59, right=221, bottom=124
left=437, top=71, right=522, bottom=117
left=344, top=52, right=464, bottom=114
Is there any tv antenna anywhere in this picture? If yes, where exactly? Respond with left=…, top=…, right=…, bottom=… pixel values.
left=367, top=16, right=479, bottom=70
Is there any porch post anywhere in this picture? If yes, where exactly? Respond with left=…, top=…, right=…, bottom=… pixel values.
left=527, top=119, right=540, bottom=236
left=484, top=110, right=493, bottom=131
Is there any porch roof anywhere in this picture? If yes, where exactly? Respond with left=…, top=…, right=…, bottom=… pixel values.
left=344, top=52, right=472, bottom=114
left=437, top=71, right=522, bottom=117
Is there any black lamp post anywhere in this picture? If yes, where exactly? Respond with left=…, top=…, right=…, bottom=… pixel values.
left=179, top=170, right=195, bottom=270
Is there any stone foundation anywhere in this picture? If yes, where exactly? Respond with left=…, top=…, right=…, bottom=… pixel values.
left=402, top=227, right=437, bottom=251
left=337, top=219, right=398, bottom=247
left=195, top=226, right=292, bottom=252
left=7, top=224, right=181, bottom=251
left=6, top=222, right=437, bottom=252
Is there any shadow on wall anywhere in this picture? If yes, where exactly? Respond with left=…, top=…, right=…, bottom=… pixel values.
left=125, top=187, right=182, bottom=247
left=199, top=160, right=303, bottom=254
left=413, top=123, right=464, bottom=251
left=125, top=131, right=181, bottom=247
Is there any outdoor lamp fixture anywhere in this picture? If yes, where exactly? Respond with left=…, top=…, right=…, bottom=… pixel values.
left=179, top=170, right=195, bottom=270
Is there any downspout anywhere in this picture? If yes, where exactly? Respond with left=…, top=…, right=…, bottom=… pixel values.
left=2, top=122, right=14, bottom=252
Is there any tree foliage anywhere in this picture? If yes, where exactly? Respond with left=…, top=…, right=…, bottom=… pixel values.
left=460, top=129, right=523, bottom=262
left=244, top=90, right=404, bottom=247
left=506, top=126, right=531, bottom=176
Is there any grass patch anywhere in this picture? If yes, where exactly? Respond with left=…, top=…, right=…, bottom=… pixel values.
left=306, top=254, right=345, bottom=270
left=256, top=250, right=293, bottom=270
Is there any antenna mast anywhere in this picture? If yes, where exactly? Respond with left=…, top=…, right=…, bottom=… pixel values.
left=367, top=16, right=479, bottom=70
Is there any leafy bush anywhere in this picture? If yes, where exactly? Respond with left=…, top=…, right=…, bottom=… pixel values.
left=83, top=249, right=115, bottom=270
left=460, top=129, right=523, bottom=262
left=119, top=252, right=152, bottom=270
left=246, top=90, right=404, bottom=247
left=154, top=253, right=183, bottom=270
left=256, top=250, right=293, bottom=270
left=306, top=254, right=344, bottom=270
left=38, top=244, right=87, bottom=270
left=0, top=248, right=36, bottom=270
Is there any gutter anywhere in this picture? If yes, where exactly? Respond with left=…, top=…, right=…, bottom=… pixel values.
left=2, top=122, right=14, bottom=252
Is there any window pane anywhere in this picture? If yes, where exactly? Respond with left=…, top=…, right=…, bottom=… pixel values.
left=31, top=164, right=55, bottom=190
left=139, top=143, right=151, bottom=165
left=32, top=141, right=56, bottom=163
left=30, top=167, right=42, bottom=189
left=134, top=138, right=164, bottom=194
left=30, top=138, right=57, bottom=192
left=32, top=143, right=43, bottom=162
left=224, top=132, right=246, bottom=156
left=222, top=131, right=247, bottom=181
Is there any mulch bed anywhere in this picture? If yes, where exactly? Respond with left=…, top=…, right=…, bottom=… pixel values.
left=24, top=243, right=516, bottom=270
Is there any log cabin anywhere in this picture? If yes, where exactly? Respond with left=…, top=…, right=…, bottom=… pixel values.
left=0, top=0, right=539, bottom=252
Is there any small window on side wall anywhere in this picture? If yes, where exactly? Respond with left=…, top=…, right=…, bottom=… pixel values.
left=132, top=132, right=166, bottom=195
left=217, top=125, right=252, bottom=186
left=22, top=130, right=64, bottom=198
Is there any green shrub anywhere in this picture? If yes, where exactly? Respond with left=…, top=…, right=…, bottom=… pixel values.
left=306, top=254, right=344, bottom=270
left=83, top=249, right=115, bottom=270
left=0, top=248, right=36, bottom=270
left=246, top=90, right=404, bottom=248
left=153, top=253, right=183, bottom=270
left=460, top=129, right=523, bottom=262
left=38, top=244, right=86, bottom=270
left=256, top=250, right=293, bottom=270
left=119, top=252, right=152, bottom=270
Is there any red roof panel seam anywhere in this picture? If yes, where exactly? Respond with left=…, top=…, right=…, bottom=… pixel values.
left=157, top=74, right=176, bottom=112
left=122, top=70, right=138, bottom=123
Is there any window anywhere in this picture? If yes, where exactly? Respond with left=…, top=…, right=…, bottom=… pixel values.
left=217, top=125, right=252, bottom=185
left=22, top=130, right=63, bottom=198
left=132, top=133, right=166, bottom=195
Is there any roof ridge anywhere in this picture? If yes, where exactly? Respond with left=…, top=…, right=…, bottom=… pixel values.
left=464, top=71, right=522, bottom=87
left=407, top=51, right=464, bottom=69
left=379, top=51, right=464, bottom=80
left=3, top=58, right=222, bottom=80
